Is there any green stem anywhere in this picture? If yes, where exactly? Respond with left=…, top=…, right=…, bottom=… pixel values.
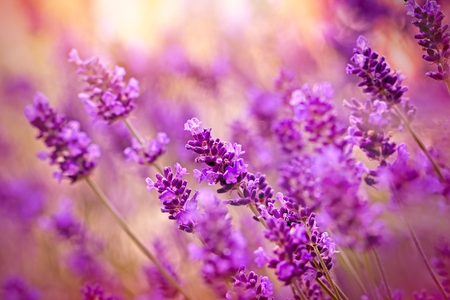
left=85, top=177, right=193, bottom=300
left=293, top=281, right=308, bottom=300
left=393, top=105, right=446, bottom=184
left=372, top=248, right=392, bottom=300
left=391, top=189, right=449, bottom=300
left=313, top=246, right=343, bottom=300
left=316, top=278, right=339, bottom=300
left=338, top=247, right=368, bottom=295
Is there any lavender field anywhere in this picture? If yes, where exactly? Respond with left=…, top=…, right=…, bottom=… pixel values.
left=1, top=0, right=450, bottom=299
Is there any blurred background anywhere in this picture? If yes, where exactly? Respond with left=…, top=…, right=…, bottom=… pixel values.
left=1, top=0, right=450, bottom=299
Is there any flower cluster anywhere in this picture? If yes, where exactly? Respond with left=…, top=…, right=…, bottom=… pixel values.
left=406, top=0, right=450, bottom=81
left=185, top=118, right=248, bottom=193
left=146, top=163, right=198, bottom=232
left=124, top=133, right=170, bottom=165
left=262, top=199, right=337, bottom=286
left=188, top=191, right=248, bottom=287
left=289, top=82, right=346, bottom=149
left=226, top=268, right=274, bottom=300
left=2, top=276, right=40, bottom=300
left=69, top=49, right=139, bottom=122
left=345, top=98, right=397, bottom=163
left=347, top=36, right=409, bottom=107
left=24, top=93, right=100, bottom=183
left=81, top=283, right=118, bottom=300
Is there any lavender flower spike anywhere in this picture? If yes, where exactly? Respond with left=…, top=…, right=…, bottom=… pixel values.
left=185, top=117, right=248, bottom=193
left=226, top=267, right=274, bottom=300
left=347, top=36, right=408, bottom=107
left=25, top=93, right=100, bottom=183
left=146, top=163, right=198, bottom=232
left=406, top=0, right=450, bottom=82
left=124, top=133, right=170, bottom=165
left=69, top=49, right=139, bottom=123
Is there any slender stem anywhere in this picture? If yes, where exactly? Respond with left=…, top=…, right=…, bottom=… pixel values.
left=393, top=105, right=446, bottom=184
left=123, top=118, right=145, bottom=145
left=445, top=80, right=450, bottom=95
left=313, top=246, right=343, bottom=300
left=407, top=221, right=449, bottom=300
left=293, top=281, right=308, bottom=300
left=84, top=177, right=193, bottom=300
left=122, top=118, right=163, bottom=174
left=316, top=278, right=339, bottom=300
left=391, top=189, right=449, bottom=300
left=248, top=203, right=268, bottom=229
left=372, top=248, right=392, bottom=300
left=338, top=247, right=368, bottom=295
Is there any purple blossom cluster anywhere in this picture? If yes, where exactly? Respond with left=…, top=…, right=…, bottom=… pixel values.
left=185, top=118, right=248, bottom=193
left=146, top=163, right=198, bottom=232
left=24, top=93, right=100, bottom=183
left=124, top=133, right=170, bottom=165
left=69, top=49, right=139, bottom=122
left=188, top=191, right=248, bottom=287
left=81, top=283, right=119, bottom=300
left=1, top=276, right=40, bottom=300
left=346, top=36, right=409, bottom=107
left=226, top=268, right=274, bottom=300
left=406, top=0, right=450, bottom=81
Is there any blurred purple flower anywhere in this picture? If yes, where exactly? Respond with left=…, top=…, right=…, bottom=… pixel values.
left=188, top=190, right=248, bottom=286
left=80, top=283, right=119, bottom=300
left=69, top=49, right=139, bottom=123
left=124, top=133, right=169, bottom=165
left=144, top=240, right=180, bottom=299
left=25, top=93, right=100, bottom=183
left=2, top=276, right=40, bottom=300
left=406, top=0, right=450, bottom=82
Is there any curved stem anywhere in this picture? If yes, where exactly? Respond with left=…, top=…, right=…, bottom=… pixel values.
left=122, top=118, right=163, bottom=174
left=85, top=177, right=193, bottom=300
left=391, top=188, right=449, bottom=300
left=393, top=105, right=446, bottom=184
left=313, top=246, right=343, bottom=300
left=372, top=248, right=392, bottom=300
left=316, top=278, right=339, bottom=300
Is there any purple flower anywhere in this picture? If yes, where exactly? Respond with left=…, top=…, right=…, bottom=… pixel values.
left=185, top=118, right=248, bottom=193
left=80, top=283, right=119, bottom=300
left=405, top=0, right=450, bottom=81
left=188, top=191, right=248, bottom=286
left=124, top=133, right=169, bottom=165
left=226, top=267, right=274, bottom=300
left=289, top=83, right=346, bottom=150
left=347, top=36, right=409, bottom=107
left=25, top=93, right=100, bottom=183
left=146, top=163, right=198, bottom=232
left=2, top=276, right=40, bottom=300
left=69, top=49, right=139, bottom=122
left=144, top=240, right=180, bottom=299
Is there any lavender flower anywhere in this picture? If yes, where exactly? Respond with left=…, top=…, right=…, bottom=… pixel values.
left=2, top=276, right=40, bottom=300
left=406, top=0, right=450, bottom=81
left=69, top=49, right=139, bottom=122
left=347, top=36, right=409, bottom=107
left=25, top=93, right=100, bottom=183
left=188, top=191, right=248, bottom=286
left=124, top=133, right=170, bottom=165
left=345, top=98, right=397, bottom=163
left=146, top=163, right=198, bottom=232
left=289, top=82, right=346, bottom=149
left=81, top=283, right=119, bottom=300
left=145, top=240, right=180, bottom=299
left=432, top=241, right=450, bottom=294
left=185, top=118, right=248, bottom=193
left=226, top=267, right=274, bottom=300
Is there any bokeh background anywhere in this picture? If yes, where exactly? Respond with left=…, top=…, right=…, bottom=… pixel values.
left=1, top=0, right=450, bottom=299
